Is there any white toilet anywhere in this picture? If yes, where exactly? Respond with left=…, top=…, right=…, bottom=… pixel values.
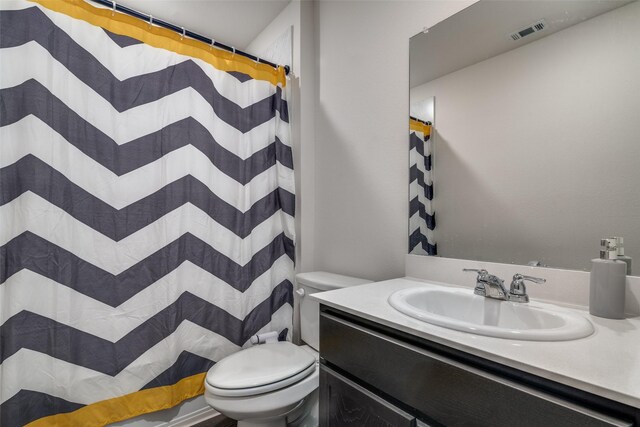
left=204, top=272, right=372, bottom=427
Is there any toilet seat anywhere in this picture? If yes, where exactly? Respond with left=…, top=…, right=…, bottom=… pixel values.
left=207, top=363, right=316, bottom=397
left=205, top=342, right=316, bottom=397
left=204, top=362, right=319, bottom=423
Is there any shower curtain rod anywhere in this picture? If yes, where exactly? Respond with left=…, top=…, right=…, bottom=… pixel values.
left=87, top=0, right=290, bottom=75
left=410, top=116, right=432, bottom=125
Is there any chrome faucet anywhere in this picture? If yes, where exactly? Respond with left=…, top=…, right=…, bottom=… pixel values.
left=463, top=269, right=546, bottom=303
left=463, top=269, right=508, bottom=300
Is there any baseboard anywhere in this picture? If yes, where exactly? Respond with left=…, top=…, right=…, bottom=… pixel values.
left=107, top=395, right=220, bottom=427
left=169, top=405, right=220, bottom=427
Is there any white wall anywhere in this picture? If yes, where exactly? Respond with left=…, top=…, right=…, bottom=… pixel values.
left=410, top=97, right=434, bottom=123
left=313, top=0, right=474, bottom=281
left=246, top=2, right=298, bottom=73
left=411, top=2, right=640, bottom=271
left=298, top=0, right=317, bottom=274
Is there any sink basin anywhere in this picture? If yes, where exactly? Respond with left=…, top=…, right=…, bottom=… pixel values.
left=388, top=287, right=594, bottom=341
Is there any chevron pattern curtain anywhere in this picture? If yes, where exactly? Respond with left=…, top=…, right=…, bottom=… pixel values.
left=409, top=118, right=436, bottom=255
left=0, top=1, right=295, bottom=425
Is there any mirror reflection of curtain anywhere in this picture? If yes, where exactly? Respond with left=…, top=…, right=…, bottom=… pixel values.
left=409, top=118, right=436, bottom=255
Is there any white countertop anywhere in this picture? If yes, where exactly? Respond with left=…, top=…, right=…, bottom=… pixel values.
left=311, top=277, right=640, bottom=409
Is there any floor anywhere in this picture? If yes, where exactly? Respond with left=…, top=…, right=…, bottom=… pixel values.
left=192, top=414, right=237, bottom=427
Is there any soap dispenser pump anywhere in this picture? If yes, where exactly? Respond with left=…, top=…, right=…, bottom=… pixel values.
left=589, top=238, right=626, bottom=319
left=614, top=236, right=632, bottom=275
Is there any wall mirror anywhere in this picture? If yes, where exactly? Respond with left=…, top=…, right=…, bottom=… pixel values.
left=408, top=0, right=640, bottom=275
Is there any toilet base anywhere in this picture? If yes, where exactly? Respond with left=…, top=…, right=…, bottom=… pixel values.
left=237, top=417, right=286, bottom=427
left=287, top=389, right=318, bottom=427
left=235, top=389, right=318, bottom=427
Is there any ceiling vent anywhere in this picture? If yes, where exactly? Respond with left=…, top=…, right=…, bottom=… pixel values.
left=508, top=19, right=547, bottom=41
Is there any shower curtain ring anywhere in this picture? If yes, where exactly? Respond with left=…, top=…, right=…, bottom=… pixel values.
left=210, top=38, right=215, bottom=50
left=232, top=47, right=236, bottom=56
left=111, top=1, right=116, bottom=15
left=181, top=27, right=186, bottom=39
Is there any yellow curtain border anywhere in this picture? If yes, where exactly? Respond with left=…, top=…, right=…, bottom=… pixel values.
left=25, top=373, right=206, bottom=427
left=409, top=118, right=431, bottom=136
left=29, top=0, right=287, bottom=87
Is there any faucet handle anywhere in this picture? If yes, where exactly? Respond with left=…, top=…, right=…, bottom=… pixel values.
left=464, top=268, right=501, bottom=282
left=463, top=268, right=490, bottom=283
left=508, top=273, right=546, bottom=303
left=463, top=268, right=504, bottom=284
left=514, top=274, right=546, bottom=284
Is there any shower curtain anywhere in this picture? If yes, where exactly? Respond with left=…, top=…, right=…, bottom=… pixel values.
left=409, top=118, right=436, bottom=255
left=0, top=0, right=294, bottom=425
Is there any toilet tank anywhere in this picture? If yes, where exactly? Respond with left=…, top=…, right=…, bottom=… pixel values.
left=296, top=272, right=372, bottom=351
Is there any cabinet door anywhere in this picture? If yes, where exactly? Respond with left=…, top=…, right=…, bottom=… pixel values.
left=321, top=311, right=635, bottom=427
left=320, top=365, right=416, bottom=427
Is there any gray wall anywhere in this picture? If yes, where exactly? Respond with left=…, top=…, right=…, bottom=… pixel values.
left=411, top=2, right=640, bottom=272
left=313, top=0, right=473, bottom=281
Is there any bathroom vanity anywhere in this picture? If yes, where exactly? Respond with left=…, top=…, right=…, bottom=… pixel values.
left=349, top=1, right=640, bottom=423
left=313, top=279, right=640, bottom=427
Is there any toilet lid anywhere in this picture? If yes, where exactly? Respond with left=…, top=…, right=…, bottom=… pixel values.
left=206, top=342, right=316, bottom=393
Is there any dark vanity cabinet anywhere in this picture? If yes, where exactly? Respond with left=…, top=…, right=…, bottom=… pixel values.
left=320, top=365, right=416, bottom=426
left=319, top=306, right=640, bottom=427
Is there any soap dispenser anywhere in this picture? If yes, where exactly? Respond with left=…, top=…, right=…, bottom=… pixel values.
left=589, top=238, right=626, bottom=319
left=614, top=236, right=632, bottom=275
